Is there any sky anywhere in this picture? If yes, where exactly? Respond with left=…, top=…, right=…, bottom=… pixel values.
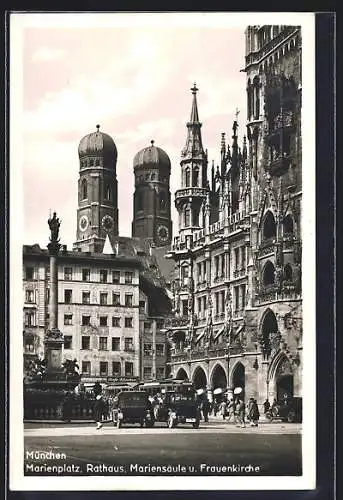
left=5, top=11, right=285, bottom=252
left=12, top=13, right=249, bottom=249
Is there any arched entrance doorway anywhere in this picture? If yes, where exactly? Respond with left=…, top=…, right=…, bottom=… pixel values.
left=192, top=366, right=207, bottom=391
left=175, top=368, right=189, bottom=381
left=261, top=309, right=278, bottom=359
left=231, top=362, right=245, bottom=401
left=274, top=355, right=294, bottom=401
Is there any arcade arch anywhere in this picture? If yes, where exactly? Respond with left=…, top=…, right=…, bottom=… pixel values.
left=192, top=366, right=207, bottom=390
left=175, top=368, right=189, bottom=381
left=230, top=362, right=245, bottom=401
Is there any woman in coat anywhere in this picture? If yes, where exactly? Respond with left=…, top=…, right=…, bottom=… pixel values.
left=248, top=398, right=260, bottom=426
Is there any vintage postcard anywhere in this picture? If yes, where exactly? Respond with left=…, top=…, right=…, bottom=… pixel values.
left=9, top=12, right=316, bottom=491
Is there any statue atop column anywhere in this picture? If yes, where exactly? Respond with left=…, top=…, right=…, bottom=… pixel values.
left=48, top=212, right=61, bottom=242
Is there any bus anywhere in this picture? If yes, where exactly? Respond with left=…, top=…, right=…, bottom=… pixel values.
left=136, top=379, right=195, bottom=396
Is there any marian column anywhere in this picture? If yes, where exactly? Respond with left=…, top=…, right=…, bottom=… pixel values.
left=44, top=212, right=64, bottom=373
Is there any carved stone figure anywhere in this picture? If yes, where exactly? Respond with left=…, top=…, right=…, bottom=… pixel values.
left=48, top=212, right=61, bottom=242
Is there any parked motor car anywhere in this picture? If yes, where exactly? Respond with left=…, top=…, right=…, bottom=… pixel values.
left=111, top=390, right=155, bottom=428
left=265, top=396, right=302, bottom=423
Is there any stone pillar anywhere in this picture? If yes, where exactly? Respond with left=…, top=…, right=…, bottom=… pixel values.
left=45, top=239, right=64, bottom=373
left=49, top=253, right=58, bottom=330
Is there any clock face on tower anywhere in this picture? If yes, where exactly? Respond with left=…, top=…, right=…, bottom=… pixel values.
left=101, top=215, right=114, bottom=230
left=156, top=224, right=169, bottom=243
left=79, top=215, right=89, bottom=232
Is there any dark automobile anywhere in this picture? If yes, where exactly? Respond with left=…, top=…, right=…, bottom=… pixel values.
left=111, top=391, right=155, bottom=428
left=156, top=388, right=201, bottom=429
left=265, top=397, right=302, bottom=423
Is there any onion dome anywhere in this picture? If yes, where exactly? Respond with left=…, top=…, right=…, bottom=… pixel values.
left=133, top=140, right=171, bottom=170
left=78, top=125, right=117, bottom=162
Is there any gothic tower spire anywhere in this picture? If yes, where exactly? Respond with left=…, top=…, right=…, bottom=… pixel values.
left=175, top=84, right=208, bottom=237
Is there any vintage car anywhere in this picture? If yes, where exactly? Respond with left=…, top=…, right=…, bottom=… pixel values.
left=111, top=390, right=155, bottom=428
left=265, top=396, right=302, bottom=423
left=156, top=388, right=201, bottom=429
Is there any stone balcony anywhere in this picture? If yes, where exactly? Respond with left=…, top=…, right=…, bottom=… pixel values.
left=175, top=187, right=208, bottom=201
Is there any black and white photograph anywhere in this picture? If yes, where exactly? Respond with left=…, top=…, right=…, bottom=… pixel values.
left=9, top=12, right=316, bottom=491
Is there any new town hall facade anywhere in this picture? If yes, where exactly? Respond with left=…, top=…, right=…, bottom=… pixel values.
left=166, top=25, right=303, bottom=404
left=23, top=25, right=303, bottom=403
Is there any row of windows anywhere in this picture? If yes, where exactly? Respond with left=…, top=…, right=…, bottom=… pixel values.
left=183, top=167, right=200, bottom=188
left=64, top=290, right=134, bottom=307
left=80, top=158, right=102, bottom=169
left=81, top=361, right=134, bottom=377
left=24, top=267, right=134, bottom=283
left=182, top=207, right=200, bottom=228
left=77, top=361, right=165, bottom=379
left=65, top=314, right=134, bottom=328
left=136, top=173, right=168, bottom=184
left=144, top=366, right=165, bottom=379
left=66, top=335, right=135, bottom=351
left=143, top=343, right=165, bottom=356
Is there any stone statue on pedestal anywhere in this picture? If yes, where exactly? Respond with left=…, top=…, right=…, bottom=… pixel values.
left=48, top=212, right=61, bottom=242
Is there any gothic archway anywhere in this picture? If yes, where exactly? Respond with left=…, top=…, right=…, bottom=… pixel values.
left=192, top=366, right=207, bottom=390
left=176, top=368, right=189, bottom=381
left=260, top=309, right=278, bottom=359
left=231, top=362, right=245, bottom=401
left=211, top=364, right=227, bottom=392
left=270, top=353, right=294, bottom=401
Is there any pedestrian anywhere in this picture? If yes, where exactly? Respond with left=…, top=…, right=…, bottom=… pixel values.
left=219, top=399, right=227, bottom=420
left=202, top=398, right=210, bottom=422
left=248, top=398, right=260, bottom=426
left=236, top=398, right=246, bottom=428
left=226, top=398, right=235, bottom=423
left=94, top=394, right=104, bottom=430
left=263, top=399, right=270, bottom=414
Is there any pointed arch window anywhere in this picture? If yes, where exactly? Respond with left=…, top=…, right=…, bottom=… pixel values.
left=184, top=208, right=190, bottom=227
left=262, top=261, right=276, bottom=287
left=283, top=214, right=294, bottom=235
left=185, top=168, right=191, bottom=187
left=262, top=211, right=276, bottom=240
left=192, top=167, right=199, bottom=187
left=284, top=263, right=293, bottom=282
left=253, top=76, right=260, bottom=120
left=81, top=179, right=87, bottom=200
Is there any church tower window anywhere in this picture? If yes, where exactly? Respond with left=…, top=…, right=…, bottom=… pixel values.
left=81, top=179, right=87, bottom=200
left=104, top=184, right=111, bottom=201
left=159, top=192, right=166, bottom=211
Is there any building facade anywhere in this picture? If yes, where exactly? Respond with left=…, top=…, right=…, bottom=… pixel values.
left=23, top=242, right=170, bottom=384
left=23, top=124, right=173, bottom=385
left=166, top=25, right=302, bottom=407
